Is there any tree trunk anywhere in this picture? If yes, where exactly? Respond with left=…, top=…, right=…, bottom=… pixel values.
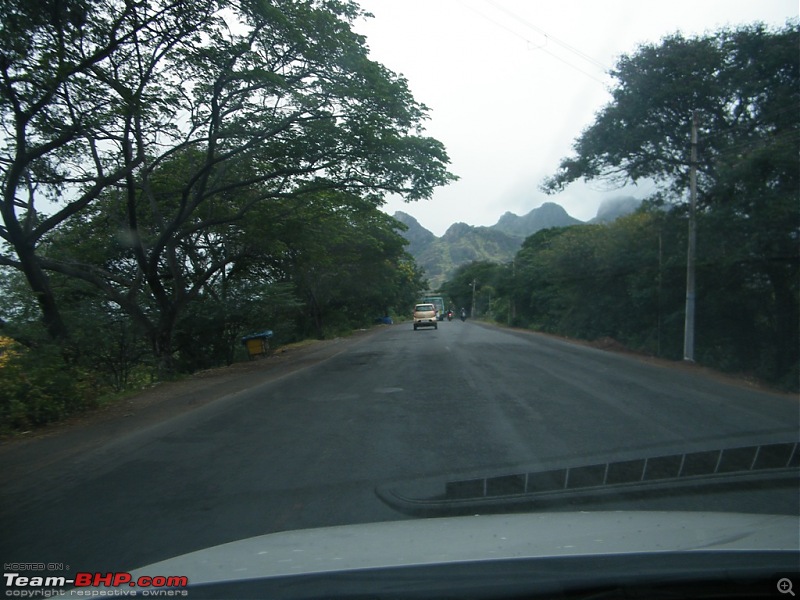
left=152, top=313, right=178, bottom=378
left=17, top=246, right=70, bottom=344
left=766, top=263, right=799, bottom=381
left=307, top=290, right=324, bottom=339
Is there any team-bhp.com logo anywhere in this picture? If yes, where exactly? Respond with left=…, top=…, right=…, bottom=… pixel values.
left=4, top=570, right=188, bottom=597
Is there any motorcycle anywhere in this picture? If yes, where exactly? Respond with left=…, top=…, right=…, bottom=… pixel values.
left=460, top=310, right=466, bottom=322
left=446, top=310, right=453, bottom=321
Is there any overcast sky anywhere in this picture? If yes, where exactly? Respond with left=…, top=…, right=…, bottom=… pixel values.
left=353, top=0, right=797, bottom=236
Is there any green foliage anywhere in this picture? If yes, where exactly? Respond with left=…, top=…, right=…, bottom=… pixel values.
left=0, top=336, right=100, bottom=433
left=507, top=213, right=681, bottom=351
left=0, top=0, right=452, bottom=430
left=544, top=23, right=799, bottom=197
left=173, top=281, right=302, bottom=371
left=275, top=192, right=426, bottom=339
left=532, top=22, right=798, bottom=388
left=440, top=261, right=506, bottom=318
left=1, top=0, right=455, bottom=371
left=447, top=202, right=797, bottom=389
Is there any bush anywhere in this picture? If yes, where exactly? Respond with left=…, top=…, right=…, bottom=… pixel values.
left=0, top=337, right=100, bottom=433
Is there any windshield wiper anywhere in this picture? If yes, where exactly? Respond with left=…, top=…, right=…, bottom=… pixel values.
left=376, top=442, right=799, bottom=516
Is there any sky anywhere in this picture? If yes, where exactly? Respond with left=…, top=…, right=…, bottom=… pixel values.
left=352, top=0, right=798, bottom=236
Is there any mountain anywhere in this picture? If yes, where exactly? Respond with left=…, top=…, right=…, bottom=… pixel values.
left=394, top=203, right=581, bottom=289
left=590, top=196, right=642, bottom=223
left=415, top=223, right=521, bottom=288
left=493, top=202, right=582, bottom=238
left=393, top=211, right=436, bottom=256
left=394, top=199, right=640, bottom=289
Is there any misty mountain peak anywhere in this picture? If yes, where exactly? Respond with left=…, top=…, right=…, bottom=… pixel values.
left=591, top=196, right=642, bottom=223
left=493, top=203, right=581, bottom=238
left=443, top=221, right=473, bottom=239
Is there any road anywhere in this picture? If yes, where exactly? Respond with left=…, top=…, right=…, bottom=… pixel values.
left=1, top=320, right=797, bottom=576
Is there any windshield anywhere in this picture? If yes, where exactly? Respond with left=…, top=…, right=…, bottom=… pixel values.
left=0, top=0, right=797, bottom=598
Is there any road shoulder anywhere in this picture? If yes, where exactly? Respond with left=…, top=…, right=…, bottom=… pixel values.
left=0, top=326, right=390, bottom=483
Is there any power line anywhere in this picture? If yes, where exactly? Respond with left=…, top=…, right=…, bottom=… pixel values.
left=457, top=0, right=609, bottom=85
left=462, top=0, right=611, bottom=84
left=484, top=0, right=610, bottom=73
left=535, top=39, right=610, bottom=85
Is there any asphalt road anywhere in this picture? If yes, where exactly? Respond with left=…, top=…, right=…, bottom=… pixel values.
left=1, top=320, right=798, bottom=575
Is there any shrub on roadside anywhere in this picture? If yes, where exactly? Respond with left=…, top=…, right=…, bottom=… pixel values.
left=0, top=337, right=100, bottom=433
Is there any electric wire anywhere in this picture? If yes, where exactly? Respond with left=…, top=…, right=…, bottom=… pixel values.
left=456, top=0, right=609, bottom=86
left=484, top=0, right=610, bottom=72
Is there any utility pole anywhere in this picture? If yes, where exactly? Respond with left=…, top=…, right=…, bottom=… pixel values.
left=509, top=259, right=516, bottom=325
left=471, top=279, right=476, bottom=318
left=657, top=230, right=663, bottom=357
left=683, top=111, right=698, bottom=362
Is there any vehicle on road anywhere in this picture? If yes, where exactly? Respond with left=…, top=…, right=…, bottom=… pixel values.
left=420, top=295, right=446, bottom=321
left=412, top=303, right=438, bottom=330
left=8, top=3, right=797, bottom=600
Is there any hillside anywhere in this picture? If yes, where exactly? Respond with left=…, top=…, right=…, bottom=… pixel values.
left=394, top=198, right=640, bottom=289
left=493, top=202, right=582, bottom=236
left=418, top=222, right=521, bottom=288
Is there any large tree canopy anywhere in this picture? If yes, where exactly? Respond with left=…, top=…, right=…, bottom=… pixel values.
left=539, top=22, right=798, bottom=383
left=0, top=0, right=455, bottom=368
left=544, top=22, right=798, bottom=199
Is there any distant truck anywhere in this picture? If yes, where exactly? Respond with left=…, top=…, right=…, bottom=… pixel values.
left=420, top=295, right=446, bottom=321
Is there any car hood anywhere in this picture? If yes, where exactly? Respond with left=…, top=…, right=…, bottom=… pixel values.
left=128, top=511, right=796, bottom=584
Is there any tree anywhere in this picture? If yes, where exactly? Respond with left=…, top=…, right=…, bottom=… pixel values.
left=440, top=261, right=504, bottom=318
left=543, top=23, right=799, bottom=384
left=275, top=192, right=421, bottom=338
left=0, top=0, right=215, bottom=342
left=544, top=24, right=798, bottom=198
left=1, top=0, right=455, bottom=372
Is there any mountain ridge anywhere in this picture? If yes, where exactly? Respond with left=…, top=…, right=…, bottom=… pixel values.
left=394, top=197, right=640, bottom=289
